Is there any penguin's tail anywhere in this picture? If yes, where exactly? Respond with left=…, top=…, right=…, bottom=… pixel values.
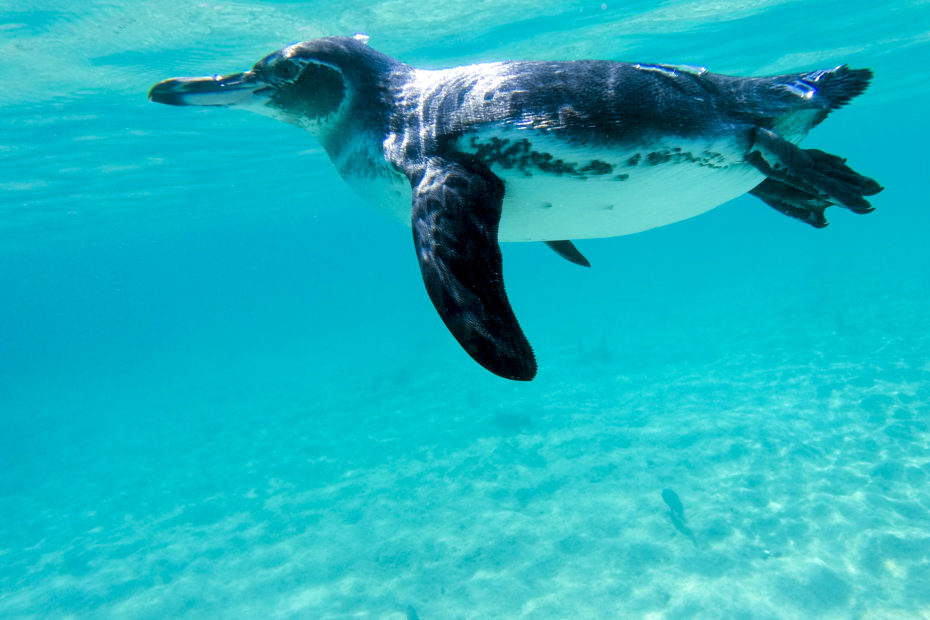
left=765, top=65, right=873, bottom=137
left=800, top=65, right=873, bottom=113
left=749, top=65, right=880, bottom=226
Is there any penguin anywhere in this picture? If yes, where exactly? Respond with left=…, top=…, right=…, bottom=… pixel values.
left=149, top=35, right=881, bottom=381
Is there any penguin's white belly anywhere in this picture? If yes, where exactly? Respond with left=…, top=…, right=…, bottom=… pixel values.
left=494, top=155, right=763, bottom=241
left=461, top=131, right=765, bottom=241
left=346, top=132, right=764, bottom=242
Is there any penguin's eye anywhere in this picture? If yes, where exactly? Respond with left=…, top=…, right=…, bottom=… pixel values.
left=274, top=59, right=301, bottom=81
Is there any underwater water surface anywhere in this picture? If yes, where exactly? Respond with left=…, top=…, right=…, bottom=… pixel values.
left=2, top=1, right=930, bottom=618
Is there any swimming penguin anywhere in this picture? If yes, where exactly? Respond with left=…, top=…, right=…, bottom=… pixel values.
left=148, top=35, right=882, bottom=381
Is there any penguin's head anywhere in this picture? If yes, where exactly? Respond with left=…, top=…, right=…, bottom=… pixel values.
left=149, top=36, right=395, bottom=146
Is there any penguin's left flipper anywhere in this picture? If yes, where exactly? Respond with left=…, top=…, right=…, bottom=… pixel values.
left=411, top=157, right=537, bottom=381
left=747, top=127, right=882, bottom=217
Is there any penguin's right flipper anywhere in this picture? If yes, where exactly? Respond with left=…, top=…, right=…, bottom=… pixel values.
left=544, top=240, right=591, bottom=267
left=747, top=127, right=882, bottom=218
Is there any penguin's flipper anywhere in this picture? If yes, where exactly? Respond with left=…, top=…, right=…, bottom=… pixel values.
left=746, top=127, right=882, bottom=215
left=410, top=157, right=536, bottom=381
left=544, top=240, right=591, bottom=267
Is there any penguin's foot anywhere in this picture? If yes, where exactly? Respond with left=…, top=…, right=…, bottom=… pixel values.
left=747, top=127, right=882, bottom=222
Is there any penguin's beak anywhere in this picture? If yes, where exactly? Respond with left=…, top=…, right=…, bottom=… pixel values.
left=148, top=71, right=271, bottom=107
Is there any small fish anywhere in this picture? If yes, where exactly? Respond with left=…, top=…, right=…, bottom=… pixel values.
left=406, top=604, right=420, bottom=620
left=661, top=488, right=698, bottom=547
left=661, top=489, right=685, bottom=519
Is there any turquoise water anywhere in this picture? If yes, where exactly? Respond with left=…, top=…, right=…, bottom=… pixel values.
left=2, top=1, right=929, bottom=617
